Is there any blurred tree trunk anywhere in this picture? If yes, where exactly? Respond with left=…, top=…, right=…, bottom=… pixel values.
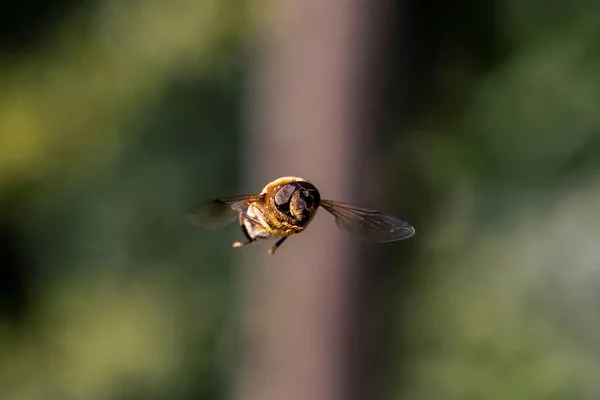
left=233, top=1, right=404, bottom=399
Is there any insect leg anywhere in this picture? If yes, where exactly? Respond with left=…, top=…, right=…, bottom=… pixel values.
left=232, top=214, right=256, bottom=248
left=268, top=236, right=289, bottom=255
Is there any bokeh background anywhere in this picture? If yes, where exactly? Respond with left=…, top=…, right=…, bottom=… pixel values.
left=2, top=1, right=600, bottom=399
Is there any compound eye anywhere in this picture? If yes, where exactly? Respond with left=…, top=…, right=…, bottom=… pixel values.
left=296, top=182, right=320, bottom=207
left=274, top=183, right=298, bottom=212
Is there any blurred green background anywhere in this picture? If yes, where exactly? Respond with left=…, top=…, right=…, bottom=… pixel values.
left=2, top=1, right=600, bottom=399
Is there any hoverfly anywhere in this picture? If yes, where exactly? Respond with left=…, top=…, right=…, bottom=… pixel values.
left=187, top=176, right=415, bottom=255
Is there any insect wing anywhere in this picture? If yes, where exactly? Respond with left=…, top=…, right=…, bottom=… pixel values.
left=187, top=194, right=263, bottom=229
left=320, top=200, right=415, bottom=242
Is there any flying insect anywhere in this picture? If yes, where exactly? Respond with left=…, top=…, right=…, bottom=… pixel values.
left=187, top=176, right=415, bottom=255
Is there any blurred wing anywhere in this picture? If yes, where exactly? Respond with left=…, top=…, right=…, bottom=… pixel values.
left=187, top=194, right=264, bottom=229
left=320, top=199, right=415, bottom=242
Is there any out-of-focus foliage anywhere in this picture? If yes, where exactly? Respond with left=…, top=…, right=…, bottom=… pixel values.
left=0, top=0, right=245, bottom=189
left=388, top=2, right=600, bottom=399
left=2, top=0, right=600, bottom=399
left=1, top=1, right=245, bottom=399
